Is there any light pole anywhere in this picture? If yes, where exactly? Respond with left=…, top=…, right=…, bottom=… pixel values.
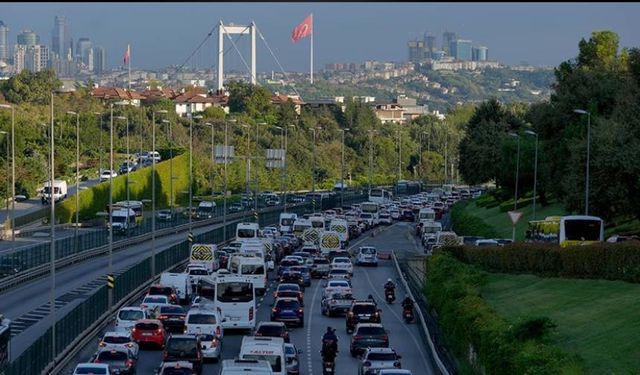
left=340, top=128, right=350, bottom=208
left=273, top=125, right=284, bottom=207
left=396, top=129, right=401, bottom=196
left=311, top=127, right=322, bottom=213
left=114, top=115, right=130, bottom=205
left=255, top=122, right=266, bottom=213
left=66, top=111, right=80, bottom=252
left=0, top=104, right=15, bottom=249
left=241, top=124, right=250, bottom=219
left=48, top=91, right=57, bottom=362
left=284, top=124, right=294, bottom=212
left=525, top=130, right=539, bottom=220
left=223, top=118, right=234, bottom=238
left=151, top=110, right=168, bottom=277
left=93, top=112, right=103, bottom=175
left=188, top=114, right=203, bottom=238
left=1, top=130, right=8, bottom=242
left=161, top=119, right=174, bottom=213
left=509, top=132, right=520, bottom=242
left=368, top=129, right=376, bottom=194
left=574, top=109, right=591, bottom=216
left=206, top=122, right=214, bottom=205
left=108, top=104, right=114, bottom=308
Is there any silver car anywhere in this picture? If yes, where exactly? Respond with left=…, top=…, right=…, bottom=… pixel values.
left=98, top=331, right=139, bottom=358
left=284, top=343, right=301, bottom=374
left=359, top=347, right=403, bottom=375
left=197, top=332, right=223, bottom=362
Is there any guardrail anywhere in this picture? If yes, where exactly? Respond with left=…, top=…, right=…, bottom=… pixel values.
left=392, top=251, right=452, bottom=375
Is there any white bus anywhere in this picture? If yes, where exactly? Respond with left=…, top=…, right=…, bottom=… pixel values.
left=369, top=188, right=393, bottom=204
left=418, top=208, right=436, bottom=222
left=199, top=274, right=256, bottom=330
left=360, top=201, right=380, bottom=222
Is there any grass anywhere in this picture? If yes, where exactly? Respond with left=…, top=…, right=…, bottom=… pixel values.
left=482, top=272, right=640, bottom=375
left=464, top=199, right=567, bottom=240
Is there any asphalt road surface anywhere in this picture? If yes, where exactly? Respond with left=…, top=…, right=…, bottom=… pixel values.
left=62, top=221, right=438, bottom=375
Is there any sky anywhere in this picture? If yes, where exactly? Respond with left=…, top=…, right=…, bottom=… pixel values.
left=2, top=2, right=640, bottom=72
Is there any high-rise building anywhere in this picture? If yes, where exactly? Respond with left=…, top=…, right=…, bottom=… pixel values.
left=76, top=37, right=93, bottom=69
left=472, top=46, right=489, bottom=61
left=424, top=33, right=437, bottom=59
left=0, top=21, right=9, bottom=63
left=450, top=39, right=472, bottom=61
left=13, top=45, right=25, bottom=72
left=52, top=15, right=72, bottom=58
left=408, top=40, right=425, bottom=63
left=17, top=29, right=39, bottom=46
left=442, top=31, right=457, bottom=55
left=14, top=44, right=49, bottom=73
left=93, top=46, right=106, bottom=75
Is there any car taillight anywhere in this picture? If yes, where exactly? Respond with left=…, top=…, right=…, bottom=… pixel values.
left=126, top=343, right=133, bottom=348
left=298, top=307, right=304, bottom=313
left=216, top=326, right=221, bottom=336
left=131, top=328, right=137, bottom=333
left=364, top=361, right=371, bottom=366
left=353, top=335, right=363, bottom=340
left=272, top=307, right=279, bottom=313
left=273, top=292, right=278, bottom=298
left=156, top=328, right=162, bottom=334
left=255, top=332, right=262, bottom=336
left=98, top=342, right=106, bottom=347
left=394, top=361, right=401, bottom=368
left=348, top=312, right=354, bottom=317
left=211, top=338, right=219, bottom=348
left=126, top=359, right=134, bottom=367
left=249, top=307, right=254, bottom=321
left=159, top=315, right=168, bottom=320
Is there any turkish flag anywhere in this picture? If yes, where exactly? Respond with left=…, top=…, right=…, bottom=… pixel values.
left=291, top=14, right=313, bottom=43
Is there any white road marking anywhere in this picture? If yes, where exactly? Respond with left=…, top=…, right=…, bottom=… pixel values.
left=306, top=277, right=322, bottom=375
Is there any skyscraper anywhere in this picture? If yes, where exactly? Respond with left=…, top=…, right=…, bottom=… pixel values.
left=94, top=46, right=106, bottom=75
left=424, top=33, right=436, bottom=59
left=0, top=21, right=9, bottom=63
left=52, top=15, right=72, bottom=58
left=472, top=46, right=489, bottom=61
left=450, top=39, right=473, bottom=61
left=407, top=40, right=425, bottom=63
left=14, top=44, right=49, bottom=73
left=17, top=29, right=39, bottom=46
left=76, top=37, right=93, bottom=68
left=442, top=31, right=457, bottom=55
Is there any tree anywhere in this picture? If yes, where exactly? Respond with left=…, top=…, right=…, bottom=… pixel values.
left=0, top=69, right=62, bottom=105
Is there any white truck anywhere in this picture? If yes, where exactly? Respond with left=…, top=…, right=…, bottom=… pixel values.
left=160, top=272, right=190, bottom=304
left=329, top=218, right=349, bottom=248
left=319, top=231, right=342, bottom=255
left=109, top=208, right=137, bottom=234
left=196, top=201, right=217, bottom=220
left=279, top=213, right=298, bottom=234
left=41, top=180, right=68, bottom=204
left=190, top=243, right=218, bottom=273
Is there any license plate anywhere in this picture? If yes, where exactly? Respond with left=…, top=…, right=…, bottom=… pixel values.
left=230, top=317, right=240, bottom=321
left=143, top=333, right=152, bottom=336
left=284, top=310, right=293, bottom=314
left=362, top=314, right=371, bottom=318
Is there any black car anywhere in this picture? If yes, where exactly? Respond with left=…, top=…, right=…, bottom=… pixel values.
left=279, top=271, right=305, bottom=291
left=162, top=334, right=203, bottom=375
left=157, top=305, right=187, bottom=333
left=346, top=301, right=381, bottom=333
left=350, top=324, right=389, bottom=357
left=401, top=209, right=415, bottom=222
left=255, top=322, right=290, bottom=343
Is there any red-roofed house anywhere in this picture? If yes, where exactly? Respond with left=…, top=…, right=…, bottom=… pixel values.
left=271, top=92, right=305, bottom=114
left=90, top=87, right=145, bottom=107
left=174, top=90, right=229, bottom=116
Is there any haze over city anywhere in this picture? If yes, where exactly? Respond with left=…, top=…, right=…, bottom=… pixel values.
left=1, top=2, right=639, bottom=71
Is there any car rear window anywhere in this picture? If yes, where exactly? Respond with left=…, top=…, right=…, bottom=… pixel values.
left=187, top=313, right=217, bottom=324
left=278, top=284, right=300, bottom=291
left=118, top=310, right=143, bottom=321
left=367, top=352, right=397, bottom=360
left=330, top=269, right=347, bottom=274
left=334, top=258, right=349, bottom=263
left=189, top=269, right=208, bottom=276
left=356, top=326, right=385, bottom=335
left=103, top=336, right=130, bottom=344
left=149, top=286, right=172, bottom=295
left=160, top=305, right=185, bottom=314
left=97, top=350, right=128, bottom=360
left=352, top=304, right=376, bottom=314
left=313, top=258, right=329, bottom=265
left=257, top=325, right=284, bottom=336
left=135, top=322, right=159, bottom=330
left=276, top=300, right=300, bottom=309
left=75, top=367, right=108, bottom=375
left=167, top=337, right=198, bottom=354
left=144, top=296, right=167, bottom=303
left=162, top=369, right=193, bottom=375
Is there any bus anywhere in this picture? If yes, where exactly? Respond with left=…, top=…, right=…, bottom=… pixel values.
left=396, top=180, right=422, bottom=196
left=229, top=255, right=267, bottom=296
left=199, top=274, right=256, bottom=330
left=360, top=201, right=380, bottom=223
left=526, top=215, right=604, bottom=247
left=369, top=188, right=393, bottom=204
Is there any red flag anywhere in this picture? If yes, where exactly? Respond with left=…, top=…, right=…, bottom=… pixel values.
left=123, top=44, right=130, bottom=65
left=291, top=14, right=313, bottom=43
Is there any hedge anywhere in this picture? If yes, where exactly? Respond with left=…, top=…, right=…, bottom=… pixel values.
left=498, top=196, right=535, bottom=212
left=56, top=153, right=190, bottom=223
left=441, top=242, right=640, bottom=283
left=451, top=201, right=499, bottom=238
left=425, top=252, right=584, bottom=375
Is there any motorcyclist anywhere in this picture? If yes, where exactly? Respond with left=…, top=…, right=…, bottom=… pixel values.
left=322, top=327, right=338, bottom=358
left=402, top=296, right=414, bottom=311
left=384, top=278, right=396, bottom=293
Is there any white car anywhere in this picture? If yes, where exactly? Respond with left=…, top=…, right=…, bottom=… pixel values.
left=140, top=294, right=171, bottom=317
left=284, top=255, right=305, bottom=265
left=359, top=347, right=403, bottom=375
left=115, top=307, right=149, bottom=332
left=475, top=239, right=499, bottom=247
left=72, top=363, right=110, bottom=375
left=378, top=212, right=392, bottom=225
left=98, top=331, right=139, bottom=358
left=99, top=169, right=118, bottom=182
left=322, top=279, right=352, bottom=299
left=356, top=246, right=378, bottom=266
left=330, top=257, right=353, bottom=275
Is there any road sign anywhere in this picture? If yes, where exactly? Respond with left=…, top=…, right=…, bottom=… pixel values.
left=188, top=232, right=194, bottom=243
left=107, top=274, right=115, bottom=289
left=508, top=211, right=523, bottom=225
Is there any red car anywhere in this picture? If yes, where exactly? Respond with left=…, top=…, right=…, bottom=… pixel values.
left=131, top=319, right=166, bottom=349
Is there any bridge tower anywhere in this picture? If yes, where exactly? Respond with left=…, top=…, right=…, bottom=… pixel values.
left=217, top=21, right=257, bottom=91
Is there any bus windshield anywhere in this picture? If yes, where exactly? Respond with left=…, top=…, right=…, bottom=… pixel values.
left=281, top=218, right=295, bottom=226
left=237, top=229, right=256, bottom=238
left=216, top=282, right=253, bottom=302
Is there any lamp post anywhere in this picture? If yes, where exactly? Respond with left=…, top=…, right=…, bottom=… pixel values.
left=241, top=123, right=250, bottom=219
left=274, top=125, right=284, bottom=207
left=151, top=110, right=168, bottom=277
left=340, top=128, right=350, bottom=208
left=0, top=130, right=8, bottom=244
left=188, top=114, right=203, bottom=237
left=574, top=109, right=591, bottom=216
left=0, top=104, right=15, bottom=249
left=311, top=127, right=322, bottom=213
left=255, top=122, right=266, bottom=213
left=525, top=130, right=539, bottom=220
left=107, top=104, right=115, bottom=308
left=114, top=115, right=130, bottom=205
left=284, top=124, right=294, bottom=212
left=66, top=111, right=80, bottom=252
left=205, top=122, right=214, bottom=205
left=509, top=132, right=520, bottom=242
left=161, top=119, right=174, bottom=213
left=368, top=129, right=376, bottom=194
left=48, top=91, right=57, bottom=362
left=224, top=119, right=234, bottom=238
left=93, top=112, right=103, bottom=174
left=396, top=129, right=401, bottom=196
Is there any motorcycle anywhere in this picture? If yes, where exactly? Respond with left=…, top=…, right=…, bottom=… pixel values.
left=403, top=306, right=414, bottom=323
left=321, top=337, right=338, bottom=375
left=385, top=288, right=395, bottom=304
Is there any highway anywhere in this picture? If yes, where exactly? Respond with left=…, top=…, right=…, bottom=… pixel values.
left=61, top=221, right=438, bottom=374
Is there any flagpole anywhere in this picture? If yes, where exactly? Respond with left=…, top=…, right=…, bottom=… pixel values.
left=310, top=14, right=314, bottom=84
left=127, top=44, right=131, bottom=90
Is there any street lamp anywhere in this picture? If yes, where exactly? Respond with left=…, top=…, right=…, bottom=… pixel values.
left=284, top=124, right=295, bottom=212
left=223, top=118, right=234, bottom=238
left=340, top=128, right=350, bottom=208
left=241, top=124, right=251, bottom=218
left=255, top=122, right=267, bottom=213
left=114, top=115, right=130, bottom=206
left=188, top=114, right=203, bottom=238
left=273, top=125, right=284, bottom=207
left=0, top=130, right=8, bottom=246
left=0, top=104, right=15, bottom=250
left=151, top=110, right=168, bottom=277
left=66, top=111, right=80, bottom=252
left=93, top=112, right=103, bottom=174
left=574, top=109, right=591, bottom=216
left=509, top=132, right=520, bottom=242
left=205, top=122, right=214, bottom=205
left=161, top=119, right=174, bottom=213
left=310, top=127, right=322, bottom=212
left=368, top=129, right=377, bottom=194
left=524, top=130, right=539, bottom=220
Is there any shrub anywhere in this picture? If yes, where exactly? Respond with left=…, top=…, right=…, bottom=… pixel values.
left=498, top=196, right=535, bottom=212
left=451, top=201, right=499, bottom=238
left=513, top=317, right=557, bottom=342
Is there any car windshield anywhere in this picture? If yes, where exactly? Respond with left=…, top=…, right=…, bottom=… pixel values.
left=278, top=284, right=300, bottom=291
left=97, top=351, right=128, bottom=360
left=187, top=314, right=217, bottom=324
left=284, top=345, right=296, bottom=355
left=334, top=258, right=349, bottom=263
left=281, top=218, right=295, bottom=226
left=257, top=325, right=285, bottom=335
left=135, top=322, right=159, bottom=330
left=75, top=367, right=108, bottom=374
left=357, top=326, right=385, bottom=335
left=216, top=282, right=253, bottom=302
left=144, top=296, right=167, bottom=303
left=118, top=310, right=143, bottom=321
left=367, top=352, right=397, bottom=360
left=353, top=305, right=376, bottom=314
left=328, top=281, right=349, bottom=288
left=103, top=336, right=130, bottom=344
left=167, top=338, right=198, bottom=354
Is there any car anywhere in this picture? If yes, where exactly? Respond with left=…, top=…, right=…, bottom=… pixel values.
left=330, top=256, right=353, bottom=275
left=292, top=251, right=314, bottom=267
left=266, top=198, right=280, bottom=206
left=289, top=265, right=311, bottom=287
left=359, top=347, right=403, bottom=375
left=346, top=301, right=382, bottom=333
left=350, top=323, right=389, bottom=357
left=494, top=238, right=514, bottom=247
left=378, top=212, right=392, bottom=225
left=115, top=307, right=150, bottom=332
left=91, top=347, right=137, bottom=374
left=355, top=246, right=378, bottom=267
left=378, top=369, right=413, bottom=375
left=195, top=332, right=223, bottom=363
left=321, top=290, right=355, bottom=317
left=140, top=295, right=172, bottom=317
left=255, top=321, right=290, bottom=343
left=475, top=239, right=499, bottom=247
left=271, top=297, right=304, bottom=327
left=273, top=283, right=304, bottom=305
left=72, top=363, right=110, bottom=375
left=149, top=284, right=179, bottom=305
left=131, top=319, right=166, bottom=349
left=157, top=305, right=187, bottom=333
left=119, top=162, right=135, bottom=174
left=156, top=361, right=194, bottom=375
left=98, top=331, right=140, bottom=359
left=279, top=271, right=305, bottom=290
left=322, top=279, right=352, bottom=299
left=99, top=169, right=118, bottom=182
left=162, top=334, right=203, bottom=374
left=228, top=203, right=244, bottom=213
left=328, top=268, right=351, bottom=280
left=278, top=259, right=302, bottom=277
left=310, top=257, right=331, bottom=278
left=400, top=209, right=414, bottom=222
left=284, top=343, right=301, bottom=374
left=157, top=209, right=176, bottom=221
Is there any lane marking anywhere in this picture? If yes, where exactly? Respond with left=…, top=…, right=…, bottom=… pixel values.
left=306, top=275, right=322, bottom=375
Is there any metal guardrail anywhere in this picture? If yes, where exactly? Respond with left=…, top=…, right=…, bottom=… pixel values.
left=392, top=251, right=451, bottom=375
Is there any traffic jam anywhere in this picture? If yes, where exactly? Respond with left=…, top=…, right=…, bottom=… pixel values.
left=70, top=189, right=448, bottom=375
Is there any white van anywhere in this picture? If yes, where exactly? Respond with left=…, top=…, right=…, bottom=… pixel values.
left=229, top=255, right=267, bottom=295
left=292, top=219, right=311, bottom=238
left=220, top=359, right=273, bottom=375
left=190, top=243, right=218, bottom=274
left=239, top=336, right=286, bottom=375
left=185, top=304, right=224, bottom=340
left=236, top=223, right=260, bottom=242
left=309, top=216, right=326, bottom=231
left=110, top=208, right=137, bottom=233
left=196, top=201, right=217, bottom=219
left=160, top=272, right=190, bottom=304
left=42, top=179, right=68, bottom=204
left=279, top=213, right=298, bottom=234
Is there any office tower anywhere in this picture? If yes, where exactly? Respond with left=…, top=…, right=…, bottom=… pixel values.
left=408, top=40, right=425, bottom=63
left=52, top=15, right=72, bottom=58
left=424, top=33, right=436, bottom=59
left=472, top=46, right=489, bottom=61
left=76, top=37, right=92, bottom=68
left=13, top=45, right=25, bottom=72
left=94, top=46, right=106, bottom=74
left=0, top=21, right=8, bottom=62
left=17, top=29, right=39, bottom=46
left=442, top=31, right=457, bottom=55
left=14, top=44, right=49, bottom=73
left=450, top=39, right=472, bottom=61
